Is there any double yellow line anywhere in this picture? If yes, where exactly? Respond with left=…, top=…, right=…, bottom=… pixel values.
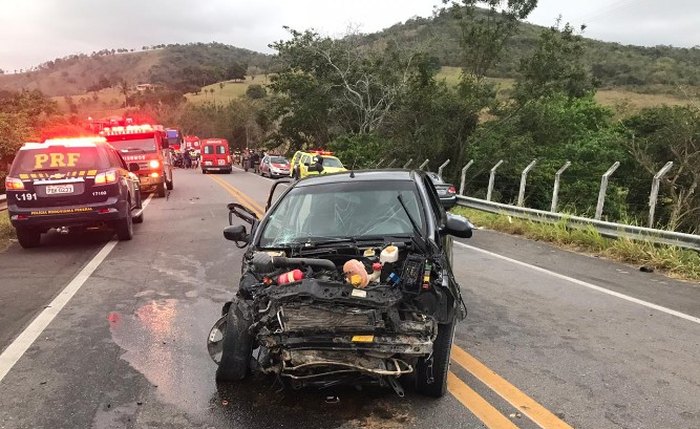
left=209, top=174, right=573, bottom=429
left=208, top=174, right=265, bottom=218
left=449, top=344, right=573, bottom=429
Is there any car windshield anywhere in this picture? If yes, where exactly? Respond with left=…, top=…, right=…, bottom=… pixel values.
left=259, top=181, right=424, bottom=247
left=9, top=146, right=110, bottom=174
left=270, top=156, right=288, bottom=164
left=107, top=138, right=157, bottom=153
left=321, top=156, right=343, bottom=168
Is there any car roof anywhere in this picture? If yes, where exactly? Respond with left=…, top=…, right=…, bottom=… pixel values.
left=294, top=169, right=421, bottom=187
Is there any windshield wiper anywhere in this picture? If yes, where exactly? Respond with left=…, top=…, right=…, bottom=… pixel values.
left=121, top=147, right=146, bottom=152
left=397, top=194, right=430, bottom=254
left=32, top=168, right=60, bottom=172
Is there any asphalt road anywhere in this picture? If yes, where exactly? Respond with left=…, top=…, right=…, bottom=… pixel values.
left=0, top=167, right=698, bottom=429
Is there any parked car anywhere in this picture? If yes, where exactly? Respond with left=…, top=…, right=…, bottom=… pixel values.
left=259, top=155, right=290, bottom=178
left=289, top=150, right=346, bottom=180
left=426, top=172, right=457, bottom=209
left=5, top=137, right=144, bottom=248
left=207, top=170, right=472, bottom=397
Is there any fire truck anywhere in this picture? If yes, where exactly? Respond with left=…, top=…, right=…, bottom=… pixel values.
left=100, top=124, right=174, bottom=197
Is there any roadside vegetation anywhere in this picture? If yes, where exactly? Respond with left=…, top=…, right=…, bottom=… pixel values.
left=0, top=213, right=15, bottom=250
left=451, top=206, right=700, bottom=282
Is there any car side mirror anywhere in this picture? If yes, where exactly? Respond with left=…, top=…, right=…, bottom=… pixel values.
left=442, top=213, right=473, bottom=238
left=128, top=163, right=140, bottom=172
left=224, top=225, right=250, bottom=248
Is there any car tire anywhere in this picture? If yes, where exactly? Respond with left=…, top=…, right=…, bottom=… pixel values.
left=155, top=181, right=166, bottom=198
left=16, top=228, right=41, bottom=248
left=115, top=212, right=134, bottom=241
left=225, top=168, right=232, bottom=174
left=216, top=301, right=253, bottom=382
left=415, top=321, right=455, bottom=398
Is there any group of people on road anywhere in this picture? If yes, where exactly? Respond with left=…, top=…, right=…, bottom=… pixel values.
left=241, top=150, right=262, bottom=173
left=173, top=148, right=200, bottom=169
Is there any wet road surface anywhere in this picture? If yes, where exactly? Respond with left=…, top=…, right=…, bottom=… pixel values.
left=0, top=167, right=698, bottom=429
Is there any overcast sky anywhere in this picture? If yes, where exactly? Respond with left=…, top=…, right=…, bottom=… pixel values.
left=1, top=0, right=698, bottom=72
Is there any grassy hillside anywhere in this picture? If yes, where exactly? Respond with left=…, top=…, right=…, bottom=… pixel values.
left=0, top=43, right=271, bottom=97
left=186, top=75, right=270, bottom=104
left=436, top=67, right=694, bottom=111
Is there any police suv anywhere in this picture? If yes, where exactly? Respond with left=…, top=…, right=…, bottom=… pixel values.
left=5, top=137, right=144, bottom=248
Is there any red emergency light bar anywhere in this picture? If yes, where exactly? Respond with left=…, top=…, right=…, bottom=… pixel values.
left=100, top=124, right=158, bottom=136
left=308, top=149, right=334, bottom=156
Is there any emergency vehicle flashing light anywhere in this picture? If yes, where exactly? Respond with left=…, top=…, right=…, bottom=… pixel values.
left=308, top=150, right=334, bottom=156
left=42, top=137, right=107, bottom=145
left=149, top=160, right=160, bottom=169
left=100, top=124, right=157, bottom=136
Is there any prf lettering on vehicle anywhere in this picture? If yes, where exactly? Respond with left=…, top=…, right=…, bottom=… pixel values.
left=33, top=153, right=80, bottom=169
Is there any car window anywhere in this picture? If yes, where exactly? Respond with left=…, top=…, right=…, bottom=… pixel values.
left=216, top=145, right=226, bottom=154
left=10, top=146, right=110, bottom=174
left=203, top=145, right=214, bottom=154
left=107, top=148, right=125, bottom=169
left=321, top=157, right=343, bottom=168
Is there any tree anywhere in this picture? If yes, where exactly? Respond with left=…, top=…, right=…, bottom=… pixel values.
left=119, top=79, right=130, bottom=106
left=624, top=106, right=700, bottom=232
left=514, top=21, right=594, bottom=103
left=443, top=0, right=538, bottom=80
left=246, top=84, right=266, bottom=99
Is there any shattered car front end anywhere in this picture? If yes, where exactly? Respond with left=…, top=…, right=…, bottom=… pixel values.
left=208, top=171, right=472, bottom=397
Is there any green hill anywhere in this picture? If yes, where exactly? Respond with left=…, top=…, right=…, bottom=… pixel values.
left=363, top=9, right=700, bottom=92
left=0, top=43, right=271, bottom=97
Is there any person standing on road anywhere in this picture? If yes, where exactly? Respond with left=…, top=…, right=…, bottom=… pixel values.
left=183, top=148, right=192, bottom=169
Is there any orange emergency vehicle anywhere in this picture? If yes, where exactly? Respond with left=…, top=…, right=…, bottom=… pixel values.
left=100, top=124, right=174, bottom=197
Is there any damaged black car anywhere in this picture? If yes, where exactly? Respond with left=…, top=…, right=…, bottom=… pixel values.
left=207, top=170, right=473, bottom=397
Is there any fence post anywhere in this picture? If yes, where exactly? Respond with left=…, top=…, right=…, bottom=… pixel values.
left=550, top=161, right=571, bottom=212
left=486, top=160, right=504, bottom=202
left=438, top=159, right=451, bottom=178
left=418, top=159, right=429, bottom=170
left=459, top=160, right=474, bottom=196
left=517, top=159, right=537, bottom=207
left=648, top=161, right=674, bottom=228
left=594, top=161, right=621, bottom=220
left=402, top=158, right=413, bottom=169
left=375, top=158, right=385, bottom=168
left=386, top=159, right=397, bottom=168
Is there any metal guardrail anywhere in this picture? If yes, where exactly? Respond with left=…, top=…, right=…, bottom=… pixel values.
left=456, top=195, right=700, bottom=252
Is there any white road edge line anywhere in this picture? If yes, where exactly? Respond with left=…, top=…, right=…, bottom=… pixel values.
left=0, top=194, right=154, bottom=383
left=454, top=241, right=700, bottom=325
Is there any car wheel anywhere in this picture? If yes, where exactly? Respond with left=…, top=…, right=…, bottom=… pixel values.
left=155, top=181, right=166, bottom=198
left=415, top=321, right=455, bottom=398
left=216, top=300, right=253, bottom=382
left=115, top=211, right=134, bottom=241
left=16, top=228, right=41, bottom=248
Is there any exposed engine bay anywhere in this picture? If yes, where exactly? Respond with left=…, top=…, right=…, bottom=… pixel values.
left=208, top=241, right=463, bottom=395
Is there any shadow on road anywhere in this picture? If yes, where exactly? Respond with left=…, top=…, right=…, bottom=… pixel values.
left=211, top=376, right=417, bottom=429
